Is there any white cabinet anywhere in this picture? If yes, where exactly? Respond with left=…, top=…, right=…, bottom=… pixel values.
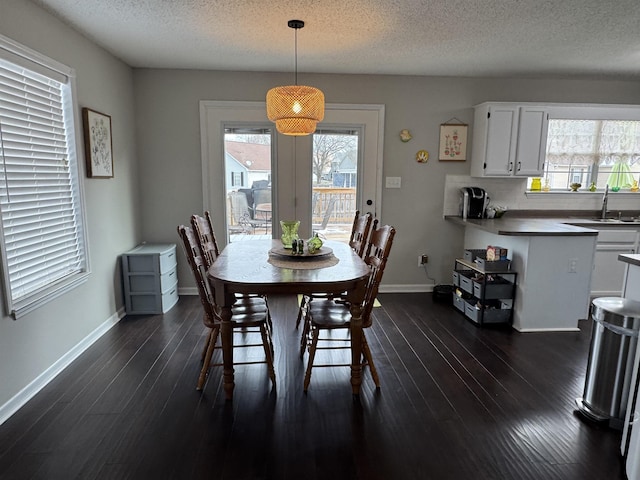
left=121, top=243, right=178, bottom=314
left=516, top=107, right=549, bottom=176
left=591, top=229, right=639, bottom=298
left=471, top=102, right=548, bottom=177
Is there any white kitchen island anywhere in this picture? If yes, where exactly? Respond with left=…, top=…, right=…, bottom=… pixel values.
left=448, top=217, right=598, bottom=332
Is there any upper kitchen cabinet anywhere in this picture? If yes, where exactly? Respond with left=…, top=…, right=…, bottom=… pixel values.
left=471, top=102, right=548, bottom=177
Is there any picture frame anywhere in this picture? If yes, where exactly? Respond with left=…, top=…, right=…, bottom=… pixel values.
left=82, top=107, right=113, bottom=178
left=439, top=123, right=468, bottom=161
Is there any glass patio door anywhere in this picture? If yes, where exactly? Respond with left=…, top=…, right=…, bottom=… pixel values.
left=309, top=129, right=360, bottom=243
left=223, top=128, right=273, bottom=242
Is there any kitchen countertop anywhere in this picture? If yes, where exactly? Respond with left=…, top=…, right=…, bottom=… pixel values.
left=619, top=254, right=640, bottom=267
left=445, top=216, right=599, bottom=236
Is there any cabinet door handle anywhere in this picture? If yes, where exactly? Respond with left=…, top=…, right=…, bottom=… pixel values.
left=508, top=162, right=513, bottom=172
left=517, top=161, right=521, bottom=171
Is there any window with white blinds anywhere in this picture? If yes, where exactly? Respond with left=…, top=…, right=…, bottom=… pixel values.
left=0, top=35, right=88, bottom=318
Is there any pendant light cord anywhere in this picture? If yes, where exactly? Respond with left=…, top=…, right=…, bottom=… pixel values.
left=294, top=26, right=298, bottom=86
left=288, top=19, right=304, bottom=86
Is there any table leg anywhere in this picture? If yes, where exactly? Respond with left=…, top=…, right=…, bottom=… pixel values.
left=349, top=302, right=364, bottom=395
left=218, top=305, right=235, bottom=400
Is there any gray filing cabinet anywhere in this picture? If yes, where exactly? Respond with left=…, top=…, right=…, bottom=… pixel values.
left=121, top=243, right=178, bottom=314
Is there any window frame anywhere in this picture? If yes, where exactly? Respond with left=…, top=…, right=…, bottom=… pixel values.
left=531, top=104, right=640, bottom=192
left=0, top=34, right=90, bottom=318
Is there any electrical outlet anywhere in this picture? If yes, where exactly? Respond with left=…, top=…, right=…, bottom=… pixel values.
left=568, top=258, right=578, bottom=273
left=418, top=254, right=428, bottom=266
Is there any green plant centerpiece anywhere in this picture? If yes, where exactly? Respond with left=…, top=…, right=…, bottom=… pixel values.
left=307, top=232, right=323, bottom=254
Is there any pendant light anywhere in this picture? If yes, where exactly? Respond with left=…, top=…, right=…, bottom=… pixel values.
left=266, top=20, right=324, bottom=136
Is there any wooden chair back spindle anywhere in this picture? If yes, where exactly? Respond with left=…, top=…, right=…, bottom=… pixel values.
left=191, top=211, right=220, bottom=270
left=177, top=225, right=217, bottom=328
left=349, top=210, right=374, bottom=257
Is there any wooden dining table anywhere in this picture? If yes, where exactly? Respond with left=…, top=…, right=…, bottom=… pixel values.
left=207, top=239, right=371, bottom=400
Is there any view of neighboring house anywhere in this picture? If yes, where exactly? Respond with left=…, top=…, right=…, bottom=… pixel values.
left=224, top=140, right=271, bottom=191
left=330, top=150, right=357, bottom=188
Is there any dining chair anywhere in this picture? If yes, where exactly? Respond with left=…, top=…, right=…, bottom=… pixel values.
left=295, top=211, right=376, bottom=342
left=301, top=223, right=396, bottom=392
left=177, top=224, right=276, bottom=390
left=191, top=211, right=271, bottom=330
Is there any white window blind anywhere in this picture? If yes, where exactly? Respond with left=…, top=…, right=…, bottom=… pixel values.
left=0, top=37, right=88, bottom=318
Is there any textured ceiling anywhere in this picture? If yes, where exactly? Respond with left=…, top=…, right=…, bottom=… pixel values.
left=32, top=0, right=640, bottom=79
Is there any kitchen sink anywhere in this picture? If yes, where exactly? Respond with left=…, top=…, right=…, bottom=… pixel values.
left=592, top=217, right=640, bottom=223
left=566, top=217, right=640, bottom=226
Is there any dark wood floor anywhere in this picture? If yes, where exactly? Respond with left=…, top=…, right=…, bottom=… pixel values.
left=0, top=293, right=626, bottom=479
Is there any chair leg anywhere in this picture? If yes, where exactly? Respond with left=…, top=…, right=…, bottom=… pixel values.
left=295, top=295, right=308, bottom=329
left=259, top=324, right=276, bottom=384
left=200, top=331, right=211, bottom=361
left=266, top=307, right=273, bottom=336
left=299, top=305, right=311, bottom=359
left=303, top=327, right=320, bottom=392
left=197, top=327, right=219, bottom=390
left=362, top=332, right=380, bottom=388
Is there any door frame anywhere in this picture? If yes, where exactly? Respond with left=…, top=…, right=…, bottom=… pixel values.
left=200, top=100, right=384, bottom=243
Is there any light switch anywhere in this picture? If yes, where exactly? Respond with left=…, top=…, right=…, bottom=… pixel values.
left=385, top=176, right=402, bottom=188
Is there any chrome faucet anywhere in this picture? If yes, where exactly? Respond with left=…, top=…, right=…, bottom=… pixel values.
left=601, top=184, right=609, bottom=219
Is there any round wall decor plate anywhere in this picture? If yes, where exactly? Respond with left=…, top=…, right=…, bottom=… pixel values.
left=416, top=149, right=429, bottom=163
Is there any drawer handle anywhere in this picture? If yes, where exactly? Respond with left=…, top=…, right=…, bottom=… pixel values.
left=169, top=289, right=176, bottom=295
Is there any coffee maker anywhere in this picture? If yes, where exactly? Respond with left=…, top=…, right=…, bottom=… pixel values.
left=460, top=187, right=490, bottom=219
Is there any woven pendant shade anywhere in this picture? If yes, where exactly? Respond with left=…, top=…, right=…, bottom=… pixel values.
left=266, top=19, right=324, bottom=136
left=266, top=85, right=325, bottom=136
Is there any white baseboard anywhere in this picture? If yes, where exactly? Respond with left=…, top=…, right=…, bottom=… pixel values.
left=378, top=284, right=435, bottom=293
left=515, top=327, right=582, bottom=333
left=178, top=287, right=198, bottom=295
left=0, top=307, right=125, bottom=426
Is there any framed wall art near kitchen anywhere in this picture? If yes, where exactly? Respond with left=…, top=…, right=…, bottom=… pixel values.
left=82, top=107, right=113, bottom=178
left=439, top=123, right=467, bottom=161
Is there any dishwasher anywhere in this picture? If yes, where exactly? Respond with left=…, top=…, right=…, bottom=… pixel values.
left=591, top=229, right=639, bottom=298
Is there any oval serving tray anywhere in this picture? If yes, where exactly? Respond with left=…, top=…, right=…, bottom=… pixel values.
left=269, top=245, right=333, bottom=260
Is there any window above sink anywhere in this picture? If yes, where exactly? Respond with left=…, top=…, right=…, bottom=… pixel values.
left=528, top=119, right=640, bottom=193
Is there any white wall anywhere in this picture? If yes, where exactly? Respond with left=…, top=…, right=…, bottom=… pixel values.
left=0, top=1, right=140, bottom=416
left=132, top=71, right=640, bottom=293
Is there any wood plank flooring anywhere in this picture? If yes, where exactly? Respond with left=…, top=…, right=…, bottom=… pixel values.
left=0, top=293, right=626, bottom=479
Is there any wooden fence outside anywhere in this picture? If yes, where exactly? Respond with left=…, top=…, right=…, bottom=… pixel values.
left=312, top=187, right=356, bottom=225
left=227, top=187, right=356, bottom=231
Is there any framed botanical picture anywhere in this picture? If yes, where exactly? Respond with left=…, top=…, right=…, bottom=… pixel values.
left=82, top=108, right=113, bottom=178
left=439, top=123, right=468, bottom=161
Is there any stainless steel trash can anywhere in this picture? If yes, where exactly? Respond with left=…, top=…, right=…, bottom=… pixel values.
left=576, top=297, right=640, bottom=430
